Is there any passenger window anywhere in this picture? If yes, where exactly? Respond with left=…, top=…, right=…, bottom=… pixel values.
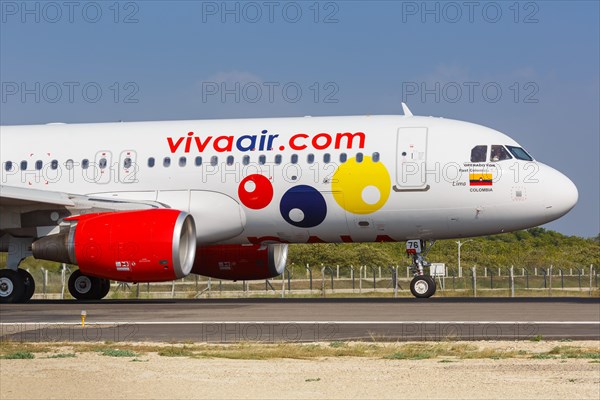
left=340, top=153, right=347, bottom=163
left=243, top=155, right=250, bottom=165
left=4, top=161, right=12, bottom=171
left=307, top=154, right=314, bottom=164
left=505, top=145, right=533, bottom=161
left=291, top=154, right=298, bottom=164
left=275, top=154, right=282, bottom=165
left=323, top=153, right=331, bottom=163
left=148, top=157, right=155, bottom=168
left=195, top=156, right=202, bottom=166
left=491, top=145, right=512, bottom=162
left=123, top=158, right=132, bottom=169
left=211, top=156, right=218, bottom=166
left=470, top=145, right=487, bottom=162
left=179, top=157, right=186, bottom=167
left=356, top=153, right=364, bottom=163
left=35, top=160, right=43, bottom=170
left=259, top=155, right=266, bottom=165
left=51, top=160, right=59, bottom=170
left=65, top=159, right=74, bottom=170
left=20, top=161, right=27, bottom=170
left=82, top=159, right=89, bottom=169
left=227, top=156, right=234, bottom=166
left=372, top=152, right=380, bottom=162
left=163, top=157, right=171, bottom=167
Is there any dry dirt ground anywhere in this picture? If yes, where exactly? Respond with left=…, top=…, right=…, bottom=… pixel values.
left=1, top=341, right=599, bottom=400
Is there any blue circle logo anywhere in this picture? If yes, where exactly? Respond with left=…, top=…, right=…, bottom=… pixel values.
left=279, top=185, right=327, bottom=228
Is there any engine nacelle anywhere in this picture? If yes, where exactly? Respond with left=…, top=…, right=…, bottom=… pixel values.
left=191, top=244, right=288, bottom=280
left=32, top=209, right=196, bottom=282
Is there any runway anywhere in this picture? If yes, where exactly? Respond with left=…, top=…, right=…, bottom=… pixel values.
left=1, top=298, right=598, bottom=342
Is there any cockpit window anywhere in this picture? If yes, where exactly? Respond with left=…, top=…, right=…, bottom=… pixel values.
left=470, top=145, right=487, bottom=162
left=491, top=145, right=512, bottom=162
left=506, top=145, right=533, bottom=161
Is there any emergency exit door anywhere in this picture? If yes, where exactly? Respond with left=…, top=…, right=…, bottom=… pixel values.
left=396, top=127, right=428, bottom=189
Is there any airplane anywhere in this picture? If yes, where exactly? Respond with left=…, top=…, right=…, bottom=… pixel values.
left=0, top=104, right=578, bottom=302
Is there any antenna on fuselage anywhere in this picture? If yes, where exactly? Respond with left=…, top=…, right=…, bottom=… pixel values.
left=401, top=102, right=413, bottom=117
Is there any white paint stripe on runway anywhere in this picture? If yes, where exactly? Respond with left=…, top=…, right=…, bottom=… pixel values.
left=1, top=321, right=599, bottom=326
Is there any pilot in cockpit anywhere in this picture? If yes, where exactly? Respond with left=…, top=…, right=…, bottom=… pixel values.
left=491, top=145, right=512, bottom=162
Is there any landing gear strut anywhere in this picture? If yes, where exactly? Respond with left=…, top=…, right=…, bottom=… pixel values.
left=68, top=270, right=110, bottom=301
left=406, top=239, right=437, bottom=298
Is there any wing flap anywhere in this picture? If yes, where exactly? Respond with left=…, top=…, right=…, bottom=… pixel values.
left=0, top=185, right=75, bottom=207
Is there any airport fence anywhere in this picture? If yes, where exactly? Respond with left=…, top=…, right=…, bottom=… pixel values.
left=26, top=263, right=599, bottom=300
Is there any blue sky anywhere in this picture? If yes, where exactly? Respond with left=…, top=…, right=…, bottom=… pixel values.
left=1, top=1, right=598, bottom=237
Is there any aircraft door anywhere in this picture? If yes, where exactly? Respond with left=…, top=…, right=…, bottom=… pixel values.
left=93, top=150, right=112, bottom=184
left=119, top=150, right=138, bottom=184
left=395, top=127, right=428, bottom=190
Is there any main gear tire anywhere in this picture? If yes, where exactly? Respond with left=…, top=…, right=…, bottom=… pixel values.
left=17, top=268, right=35, bottom=302
left=0, top=269, right=26, bottom=304
left=68, top=270, right=102, bottom=300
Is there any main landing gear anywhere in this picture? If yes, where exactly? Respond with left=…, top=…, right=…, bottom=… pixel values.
left=0, top=268, right=36, bottom=303
left=0, top=268, right=111, bottom=302
left=68, top=270, right=111, bottom=301
left=0, top=236, right=36, bottom=303
left=0, top=235, right=110, bottom=303
left=406, top=239, right=437, bottom=298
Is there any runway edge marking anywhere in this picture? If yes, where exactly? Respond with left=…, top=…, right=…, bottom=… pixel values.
left=1, top=321, right=599, bottom=326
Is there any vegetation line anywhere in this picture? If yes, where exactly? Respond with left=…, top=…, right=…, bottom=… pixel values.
left=1, top=341, right=598, bottom=361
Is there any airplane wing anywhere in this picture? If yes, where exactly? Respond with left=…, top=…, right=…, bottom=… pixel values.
left=0, top=184, right=164, bottom=210
left=0, top=185, right=165, bottom=236
left=0, top=185, right=75, bottom=207
left=0, top=185, right=198, bottom=291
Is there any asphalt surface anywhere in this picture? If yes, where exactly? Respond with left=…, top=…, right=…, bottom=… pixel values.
left=1, top=298, right=598, bottom=342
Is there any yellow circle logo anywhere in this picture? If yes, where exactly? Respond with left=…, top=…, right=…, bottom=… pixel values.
left=332, top=156, right=391, bottom=214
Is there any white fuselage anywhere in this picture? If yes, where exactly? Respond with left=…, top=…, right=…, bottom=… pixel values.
left=0, top=115, right=578, bottom=244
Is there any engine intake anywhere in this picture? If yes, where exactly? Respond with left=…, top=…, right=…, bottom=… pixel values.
left=32, top=209, right=196, bottom=282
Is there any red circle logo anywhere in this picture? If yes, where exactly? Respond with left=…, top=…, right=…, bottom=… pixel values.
left=238, top=174, right=273, bottom=210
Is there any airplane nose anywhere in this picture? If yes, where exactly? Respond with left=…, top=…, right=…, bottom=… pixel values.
left=541, top=164, right=578, bottom=218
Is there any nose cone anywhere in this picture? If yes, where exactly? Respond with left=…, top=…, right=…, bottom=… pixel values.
left=540, top=164, right=578, bottom=220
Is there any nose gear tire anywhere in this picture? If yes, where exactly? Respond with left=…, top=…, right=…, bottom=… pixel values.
left=410, top=275, right=436, bottom=298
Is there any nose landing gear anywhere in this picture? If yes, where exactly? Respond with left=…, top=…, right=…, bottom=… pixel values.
left=410, top=275, right=436, bottom=298
left=406, top=240, right=437, bottom=298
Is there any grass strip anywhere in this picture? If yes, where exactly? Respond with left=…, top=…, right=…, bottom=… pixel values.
left=1, top=341, right=598, bottom=361
left=0, top=351, right=35, bottom=359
